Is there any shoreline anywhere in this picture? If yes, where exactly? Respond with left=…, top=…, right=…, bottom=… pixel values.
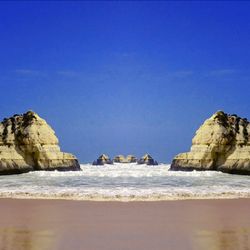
left=1, top=193, right=250, bottom=202
left=1, top=196, right=250, bottom=202
left=0, top=198, right=250, bottom=249
left=1, top=196, right=250, bottom=203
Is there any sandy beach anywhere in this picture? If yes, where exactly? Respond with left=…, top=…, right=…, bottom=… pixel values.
left=0, top=198, right=249, bottom=250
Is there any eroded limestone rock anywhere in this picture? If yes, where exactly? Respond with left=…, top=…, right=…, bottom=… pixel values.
left=93, top=154, right=113, bottom=165
left=0, top=111, right=80, bottom=174
left=171, top=111, right=250, bottom=175
left=113, top=155, right=126, bottom=163
left=137, top=154, right=158, bottom=165
left=126, top=155, right=137, bottom=163
left=113, top=155, right=137, bottom=163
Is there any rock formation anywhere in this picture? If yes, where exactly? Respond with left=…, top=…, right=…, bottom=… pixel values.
left=137, top=154, right=158, bottom=165
left=0, top=111, right=80, bottom=175
left=171, top=111, right=250, bottom=175
left=113, top=155, right=137, bottom=163
left=93, top=154, right=113, bottom=165
left=126, top=155, right=137, bottom=163
left=113, top=155, right=126, bottom=163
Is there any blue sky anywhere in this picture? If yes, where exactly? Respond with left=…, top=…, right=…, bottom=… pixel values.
left=1, top=1, right=250, bottom=163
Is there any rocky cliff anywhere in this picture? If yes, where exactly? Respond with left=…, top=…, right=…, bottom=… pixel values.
left=0, top=111, right=80, bottom=174
left=170, top=111, right=250, bottom=175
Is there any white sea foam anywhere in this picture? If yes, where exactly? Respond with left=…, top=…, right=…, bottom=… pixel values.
left=0, top=163, right=250, bottom=201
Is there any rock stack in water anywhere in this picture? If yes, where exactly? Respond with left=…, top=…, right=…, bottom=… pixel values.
left=93, top=154, right=113, bottom=165
left=0, top=111, right=80, bottom=175
left=171, top=111, right=250, bottom=175
left=113, top=155, right=126, bottom=163
left=138, top=154, right=158, bottom=165
left=113, top=155, right=137, bottom=163
left=126, top=155, right=137, bottom=163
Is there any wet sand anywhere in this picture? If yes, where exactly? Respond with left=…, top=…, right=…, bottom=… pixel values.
left=0, top=198, right=250, bottom=250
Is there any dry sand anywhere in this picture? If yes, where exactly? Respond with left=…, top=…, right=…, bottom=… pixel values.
left=0, top=198, right=250, bottom=250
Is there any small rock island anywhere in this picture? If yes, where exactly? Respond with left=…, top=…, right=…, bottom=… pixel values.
left=113, top=155, right=126, bottom=163
left=171, top=111, right=250, bottom=175
left=138, top=154, right=158, bottom=166
left=0, top=111, right=80, bottom=175
left=93, top=154, right=113, bottom=165
left=126, top=155, right=137, bottom=163
left=93, top=154, right=158, bottom=165
left=113, top=155, right=137, bottom=163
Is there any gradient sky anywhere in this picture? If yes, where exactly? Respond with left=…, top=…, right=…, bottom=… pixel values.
left=1, top=1, right=250, bottom=163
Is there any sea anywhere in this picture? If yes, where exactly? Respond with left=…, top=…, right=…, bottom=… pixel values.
left=1, top=163, right=250, bottom=201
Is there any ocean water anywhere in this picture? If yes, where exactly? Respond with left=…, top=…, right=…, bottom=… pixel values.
left=1, top=163, right=250, bottom=201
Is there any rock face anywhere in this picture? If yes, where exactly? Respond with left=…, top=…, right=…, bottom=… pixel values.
left=137, top=154, right=158, bottom=165
left=113, top=155, right=137, bottom=163
left=0, top=111, right=80, bottom=175
left=171, top=111, right=250, bottom=175
left=126, top=155, right=137, bottom=163
left=113, top=155, right=126, bottom=163
left=93, top=154, right=113, bottom=165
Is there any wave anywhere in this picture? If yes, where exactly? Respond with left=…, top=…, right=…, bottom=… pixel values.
left=23, top=164, right=225, bottom=178
left=0, top=163, right=250, bottom=201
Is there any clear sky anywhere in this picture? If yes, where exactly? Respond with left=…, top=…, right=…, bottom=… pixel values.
left=1, top=1, right=250, bottom=163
